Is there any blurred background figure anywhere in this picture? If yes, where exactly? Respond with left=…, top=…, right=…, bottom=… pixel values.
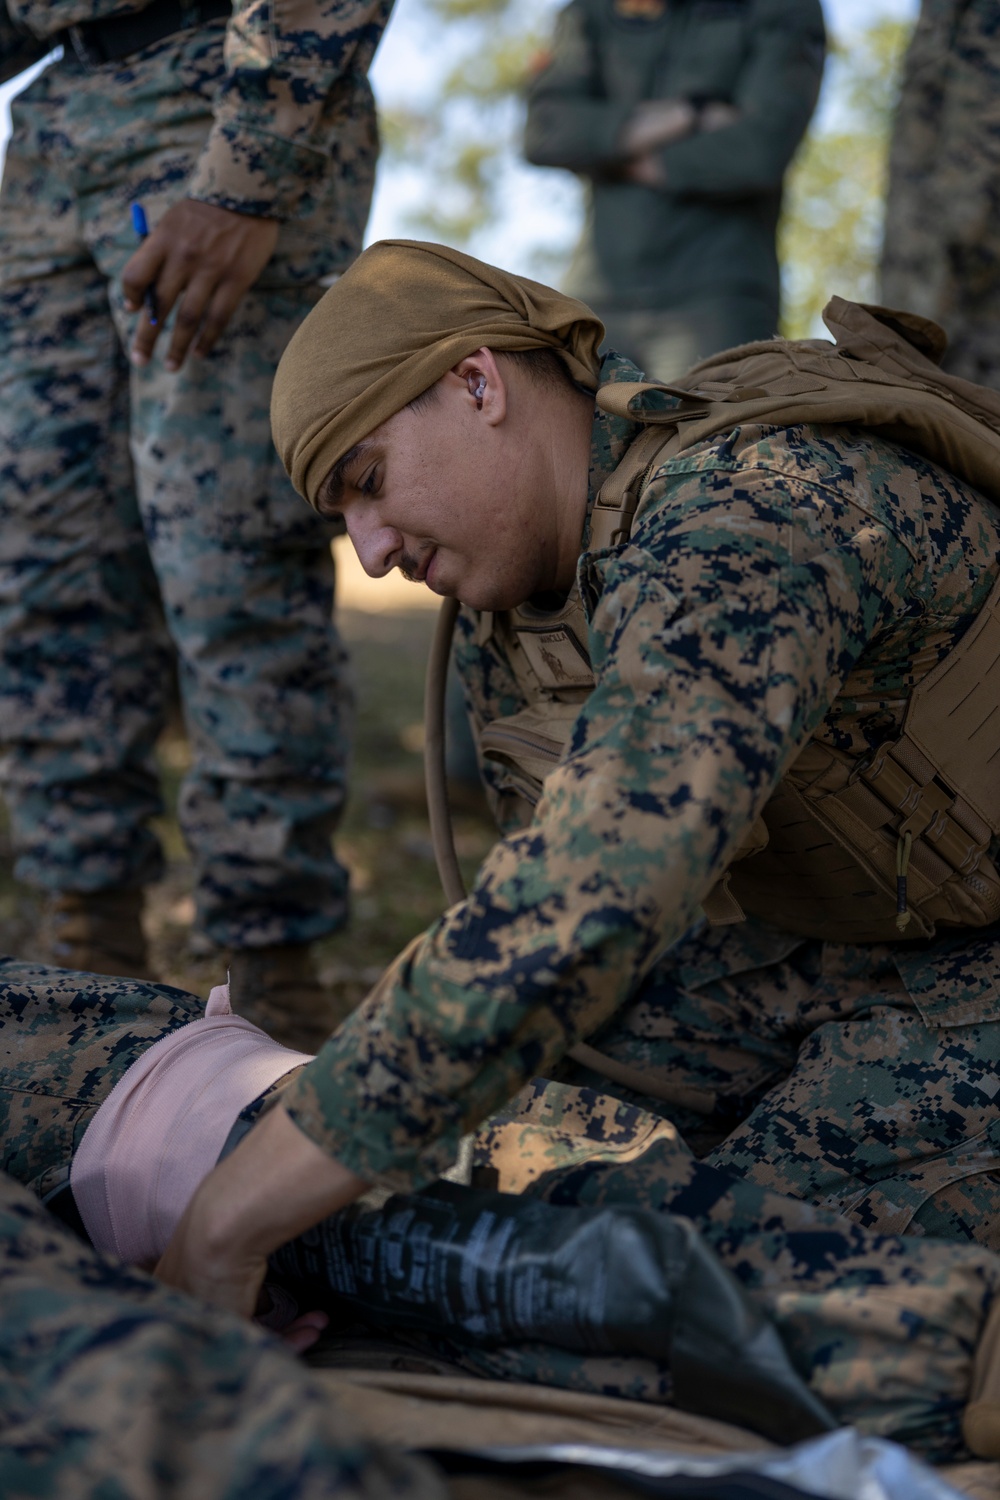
left=0, top=0, right=392, bottom=1038
left=881, top=0, right=1000, bottom=387
left=523, top=0, right=826, bottom=380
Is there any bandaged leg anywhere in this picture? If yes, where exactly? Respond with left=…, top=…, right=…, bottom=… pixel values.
left=0, top=961, right=310, bottom=1267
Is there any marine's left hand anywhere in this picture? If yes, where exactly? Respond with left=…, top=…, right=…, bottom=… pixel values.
left=122, top=198, right=279, bottom=373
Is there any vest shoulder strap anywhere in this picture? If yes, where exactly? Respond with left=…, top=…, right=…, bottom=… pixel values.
left=904, top=569, right=1000, bottom=837
left=595, top=297, right=1000, bottom=511
left=589, top=426, right=670, bottom=554
left=589, top=300, right=1000, bottom=940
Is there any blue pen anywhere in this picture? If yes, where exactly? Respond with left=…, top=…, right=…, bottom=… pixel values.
left=130, top=202, right=159, bottom=327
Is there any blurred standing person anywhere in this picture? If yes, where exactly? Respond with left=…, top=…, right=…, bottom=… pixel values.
left=881, top=0, right=1000, bottom=388
left=524, top=0, right=825, bottom=381
left=0, top=0, right=392, bottom=1035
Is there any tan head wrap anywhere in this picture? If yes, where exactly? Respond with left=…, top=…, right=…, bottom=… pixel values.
left=271, top=239, right=605, bottom=509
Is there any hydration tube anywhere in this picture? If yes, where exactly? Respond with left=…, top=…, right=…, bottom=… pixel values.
left=422, top=601, right=715, bottom=1117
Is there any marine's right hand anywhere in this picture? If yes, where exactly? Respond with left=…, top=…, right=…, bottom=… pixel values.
left=154, top=1103, right=368, bottom=1327
left=620, top=98, right=742, bottom=188
left=122, top=198, right=279, bottom=373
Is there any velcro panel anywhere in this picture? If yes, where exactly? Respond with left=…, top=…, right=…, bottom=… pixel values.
left=906, top=572, right=1000, bottom=834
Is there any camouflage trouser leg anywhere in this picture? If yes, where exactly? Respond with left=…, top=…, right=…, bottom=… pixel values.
left=0, top=958, right=203, bottom=1202
left=467, top=1079, right=1000, bottom=1462
left=0, top=1170, right=444, bottom=1499
left=881, top=0, right=1000, bottom=389
left=563, top=926, right=1000, bottom=1252
left=0, top=34, right=352, bottom=948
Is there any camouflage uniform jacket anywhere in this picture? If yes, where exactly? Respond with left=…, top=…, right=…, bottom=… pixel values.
left=281, top=352, right=1000, bottom=1190
left=523, top=0, right=824, bottom=311
left=0, top=0, right=392, bottom=219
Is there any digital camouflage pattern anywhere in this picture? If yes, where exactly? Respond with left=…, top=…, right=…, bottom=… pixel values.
left=1, top=0, right=393, bottom=219
left=283, top=351, right=1000, bottom=1192
left=0, top=959, right=202, bottom=1203
left=0, top=958, right=304, bottom=1204
left=3, top=958, right=999, bottom=1462
left=0, top=1168, right=445, bottom=1499
left=882, top=0, right=1000, bottom=388
left=524, top=0, right=825, bottom=371
left=464, top=1077, right=1000, bottom=1463
left=0, top=7, right=388, bottom=945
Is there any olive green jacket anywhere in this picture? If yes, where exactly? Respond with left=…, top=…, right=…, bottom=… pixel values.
left=524, top=0, right=824, bottom=314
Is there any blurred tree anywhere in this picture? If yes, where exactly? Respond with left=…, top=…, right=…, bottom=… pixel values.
left=375, top=4, right=912, bottom=330
left=778, top=18, right=913, bottom=338
left=376, top=0, right=577, bottom=275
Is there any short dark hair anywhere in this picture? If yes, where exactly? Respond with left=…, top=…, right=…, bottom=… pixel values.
left=405, top=347, right=575, bottom=414
left=497, top=347, right=578, bottom=392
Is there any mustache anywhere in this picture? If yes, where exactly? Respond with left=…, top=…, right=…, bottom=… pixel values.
left=399, top=543, right=434, bottom=583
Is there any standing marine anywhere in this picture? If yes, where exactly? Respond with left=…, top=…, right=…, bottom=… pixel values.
left=0, top=0, right=392, bottom=1039
left=524, top=0, right=825, bottom=379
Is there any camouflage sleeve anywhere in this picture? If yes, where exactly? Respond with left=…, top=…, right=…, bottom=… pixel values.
left=281, top=426, right=925, bottom=1190
left=656, top=0, right=825, bottom=197
left=185, top=0, right=392, bottom=219
left=523, top=0, right=635, bottom=173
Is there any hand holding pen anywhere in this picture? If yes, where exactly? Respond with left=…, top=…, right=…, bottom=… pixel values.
left=122, top=198, right=279, bottom=372
left=129, top=203, right=159, bottom=327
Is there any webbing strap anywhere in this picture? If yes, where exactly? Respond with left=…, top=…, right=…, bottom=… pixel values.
left=905, top=570, right=1000, bottom=835
left=589, top=427, right=671, bottom=553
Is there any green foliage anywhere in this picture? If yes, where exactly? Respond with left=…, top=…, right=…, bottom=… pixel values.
left=378, top=0, right=559, bottom=254
left=779, top=19, right=913, bottom=339
left=376, top=3, right=914, bottom=322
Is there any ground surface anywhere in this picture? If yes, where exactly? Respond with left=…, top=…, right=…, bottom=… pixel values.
left=0, top=542, right=497, bottom=1050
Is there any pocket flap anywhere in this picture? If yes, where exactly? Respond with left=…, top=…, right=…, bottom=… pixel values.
left=894, top=929, right=1000, bottom=1027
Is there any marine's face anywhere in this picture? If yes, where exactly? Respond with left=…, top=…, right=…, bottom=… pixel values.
left=327, top=363, right=577, bottom=612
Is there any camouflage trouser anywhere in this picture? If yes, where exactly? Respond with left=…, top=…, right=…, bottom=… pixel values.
left=0, top=959, right=203, bottom=1202
left=0, top=1169, right=443, bottom=1499
left=0, top=26, right=355, bottom=948
left=466, top=1078, right=1000, bottom=1463
left=592, top=294, right=778, bottom=383
left=3, top=957, right=1000, bottom=1462
left=563, top=924, right=1000, bottom=1251
left=881, top=0, right=1000, bottom=389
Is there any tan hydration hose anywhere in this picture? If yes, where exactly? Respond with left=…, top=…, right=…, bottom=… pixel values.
left=423, top=600, right=715, bottom=1116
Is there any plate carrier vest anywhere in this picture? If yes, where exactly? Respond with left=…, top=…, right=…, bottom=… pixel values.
left=470, top=299, right=1000, bottom=945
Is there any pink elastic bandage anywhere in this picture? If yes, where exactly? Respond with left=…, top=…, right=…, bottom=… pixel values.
left=71, top=981, right=314, bottom=1267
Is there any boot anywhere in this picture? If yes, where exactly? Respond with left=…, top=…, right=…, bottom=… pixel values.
left=228, top=943, right=333, bottom=1051
left=48, top=888, right=153, bottom=980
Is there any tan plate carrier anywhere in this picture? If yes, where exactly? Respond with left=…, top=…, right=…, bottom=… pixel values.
left=428, top=298, right=1000, bottom=953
